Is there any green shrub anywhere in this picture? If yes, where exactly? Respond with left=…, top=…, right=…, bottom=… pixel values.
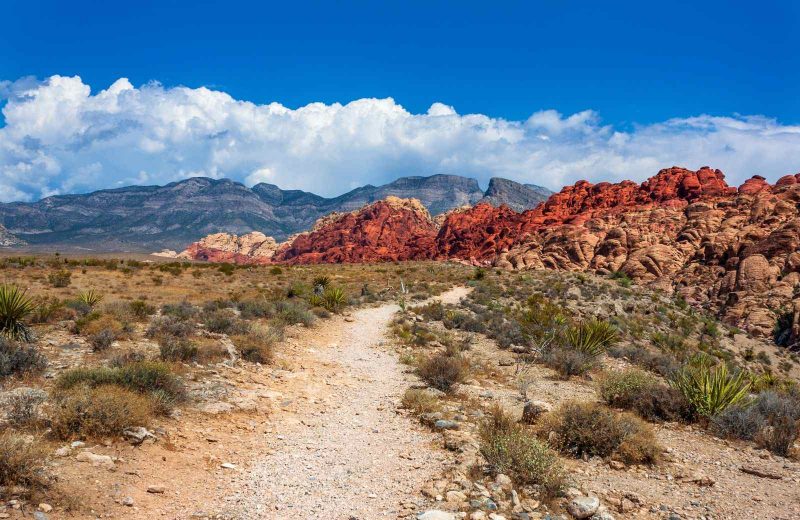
left=231, top=326, right=280, bottom=364
left=274, top=300, right=314, bottom=326
left=30, top=296, right=64, bottom=324
left=479, top=406, right=566, bottom=497
left=269, top=266, right=283, bottom=275
left=77, top=289, right=103, bottom=308
left=322, top=287, right=346, bottom=312
left=159, top=337, right=199, bottom=362
left=418, top=353, right=469, bottom=393
left=312, top=276, right=330, bottom=292
left=218, top=263, right=235, bottom=276
left=161, top=301, right=198, bottom=320
left=88, top=328, right=118, bottom=351
left=711, top=391, right=800, bottom=456
left=202, top=309, right=250, bottom=334
left=563, top=319, right=618, bottom=356
left=51, top=384, right=152, bottom=438
left=55, top=361, right=185, bottom=410
left=129, top=300, right=156, bottom=320
left=600, top=369, right=691, bottom=422
left=538, top=401, right=661, bottom=464
left=0, top=284, right=36, bottom=341
left=671, top=361, right=750, bottom=418
left=48, top=269, right=72, bottom=287
left=147, top=315, right=196, bottom=338
left=541, top=346, right=598, bottom=378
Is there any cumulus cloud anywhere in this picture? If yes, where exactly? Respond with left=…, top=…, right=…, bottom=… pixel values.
left=1, top=75, right=798, bottom=202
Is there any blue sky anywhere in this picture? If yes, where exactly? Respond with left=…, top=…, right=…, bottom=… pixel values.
left=1, top=0, right=799, bottom=200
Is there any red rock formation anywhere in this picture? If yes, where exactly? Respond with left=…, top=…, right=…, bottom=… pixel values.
left=178, top=232, right=278, bottom=265
left=272, top=196, right=438, bottom=264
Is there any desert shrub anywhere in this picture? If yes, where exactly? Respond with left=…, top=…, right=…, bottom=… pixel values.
left=269, top=265, right=283, bottom=275
left=55, top=361, right=185, bottom=409
left=89, top=328, right=118, bottom=352
left=609, top=270, right=632, bottom=287
left=51, top=384, right=152, bottom=438
left=473, top=267, right=486, bottom=280
left=77, top=289, right=104, bottom=308
left=479, top=406, right=566, bottom=497
left=202, top=309, right=250, bottom=335
left=600, top=369, right=691, bottom=422
left=0, top=431, right=48, bottom=488
left=541, top=346, right=598, bottom=378
left=538, top=401, right=661, bottom=464
left=5, top=387, right=47, bottom=426
left=607, top=343, right=680, bottom=377
left=312, top=276, right=330, bottom=292
left=147, top=315, right=196, bottom=339
left=30, top=296, right=64, bottom=324
left=322, top=287, right=346, bottom=312
left=0, top=284, right=36, bottom=342
left=161, top=301, right=198, bottom=321
left=418, top=353, right=469, bottom=393
left=129, top=300, right=156, bottom=320
left=48, top=269, right=72, bottom=287
left=671, top=361, right=750, bottom=418
left=237, top=298, right=273, bottom=319
left=711, top=391, right=800, bottom=455
left=563, top=319, right=618, bottom=356
left=416, top=301, right=446, bottom=322
left=519, top=294, right=568, bottom=343
left=0, top=338, right=46, bottom=378
left=159, top=337, right=199, bottom=362
left=400, top=388, right=441, bottom=414
left=218, top=263, right=235, bottom=276
left=109, top=350, right=146, bottom=367
left=651, top=331, right=686, bottom=353
left=274, top=300, right=314, bottom=326
left=231, top=326, right=281, bottom=364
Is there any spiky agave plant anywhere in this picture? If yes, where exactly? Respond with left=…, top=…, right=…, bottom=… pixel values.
left=0, top=284, right=36, bottom=341
left=77, top=289, right=103, bottom=308
left=322, top=287, right=346, bottom=312
left=671, top=360, right=751, bottom=418
left=563, top=319, right=618, bottom=357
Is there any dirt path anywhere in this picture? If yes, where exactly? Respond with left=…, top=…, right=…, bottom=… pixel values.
left=225, top=287, right=470, bottom=519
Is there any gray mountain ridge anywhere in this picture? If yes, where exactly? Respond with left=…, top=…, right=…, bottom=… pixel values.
left=0, top=174, right=553, bottom=252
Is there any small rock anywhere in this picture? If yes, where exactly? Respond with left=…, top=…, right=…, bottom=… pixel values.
left=470, top=513, right=488, bottom=520
left=122, top=497, right=135, bottom=507
left=70, top=441, right=85, bottom=449
left=75, top=451, right=114, bottom=470
left=147, top=485, right=166, bottom=494
left=608, top=460, right=624, bottom=470
left=123, top=426, right=155, bottom=446
left=54, top=446, right=71, bottom=457
left=446, top=490, right=467, bottom=503
left=38, top=504, right=53, bottom=513
left=567, top=496, right=600, bottom=519
left=33, top=513, right=48, bottom=520
left=417, top=511, right=456, bottom=520
left=220, top=462, right=237, bottom=469
left=521, top=400, right=552, bottom=424
left=434, top=419, right=459, bottom=430
left=495, top=473, right=513, bottom=491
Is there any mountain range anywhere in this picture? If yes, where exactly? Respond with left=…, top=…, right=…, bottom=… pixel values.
left=0, top=174, right=551, bottom=251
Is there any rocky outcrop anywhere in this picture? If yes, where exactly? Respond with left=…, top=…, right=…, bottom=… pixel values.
left=478, top=177, right=552, bottom=212
left=178, top=232, right=279, bottom=265
left=0, top=225, right=24, bottom=247
left=273, top=197, right=438, bottom=264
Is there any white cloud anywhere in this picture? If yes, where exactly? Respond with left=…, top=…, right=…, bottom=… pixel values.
left=1, top=75, right=798, bottom=202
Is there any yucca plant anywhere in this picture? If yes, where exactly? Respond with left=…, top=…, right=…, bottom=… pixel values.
left=312, top=276, right=330, bottom=295
left=671, top=361, right=751, bottom=418
left=0, top=285, right=36, bottom=342
left=77, top=289, right=104, bottom=308
left=322, top=287, right=346, bottom=312
left=562, top=319, right=618, bottom=356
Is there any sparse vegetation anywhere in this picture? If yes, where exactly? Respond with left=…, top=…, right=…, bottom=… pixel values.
left=0, top=337, right=46, bottom=378
left=51, top=384, right=153, bottom=438
left=538, top=401, right=661, bottom=464
left=671, top=360, right=751, bottom=418
left=400, top=388, right=441, bottom=414
left=479, top=406, right=566, bottom=497
left=0, top=431, right=48, bottom=489
left=418, top=352, right=469, bottom=393
left=0, top=284, right=36, bottom=341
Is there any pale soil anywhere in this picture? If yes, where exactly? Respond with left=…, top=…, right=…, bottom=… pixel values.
left=38, top=287, right=469, bottom=520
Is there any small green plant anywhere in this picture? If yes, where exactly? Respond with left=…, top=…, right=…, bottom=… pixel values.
left=609, top=270, right=632, bottom=287
left=0, top=284, right=36, bottom=341
left=77, top=289, right=104, bottom=308
left=563, top=319, right=618, bottom=356
left=322, top=286, right=346, bottom=312
left=473, top=267, right=486, bottom=280
left=479, top=406, right=566, bottom=497
left=48, top=269, right=72, bottom=287
left=671, top=361, right=751, bottom=418
left=312, top=276, right=331, bottom=293
left=269, top=266, right=283, bottom=275
left=218, top=263, right=235, bottom=276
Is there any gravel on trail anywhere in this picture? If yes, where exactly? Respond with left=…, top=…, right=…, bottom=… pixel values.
left=229, top=287, right=470, bottom=519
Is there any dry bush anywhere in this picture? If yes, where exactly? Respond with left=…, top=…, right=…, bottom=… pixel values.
left=79, top=315, right=124, bottom=338
left=231, top=325, right=281, bottom=364
left=418, top=353, right=470, bottom=393
left=51, top=384, right=152, bottom=438
left=712, top=391, right=800, bottom=456
left=159, top=337, right=199, bottom=362
left=599, top=369, right=692, bottom=422
left=479, top=406, right=566, bottom=497
left=538, top=401, right=661, bottom=465
left=0, top=338, right=47, bottom=378
left=0, top=431, right=48, bottom=488
left=5, top=387, right=47, bottom=426
left=401, top=388, right=441, bottom=414
left=147, top=315, right=196, bottom=339
left=541, top=346, right=598, bottom=378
